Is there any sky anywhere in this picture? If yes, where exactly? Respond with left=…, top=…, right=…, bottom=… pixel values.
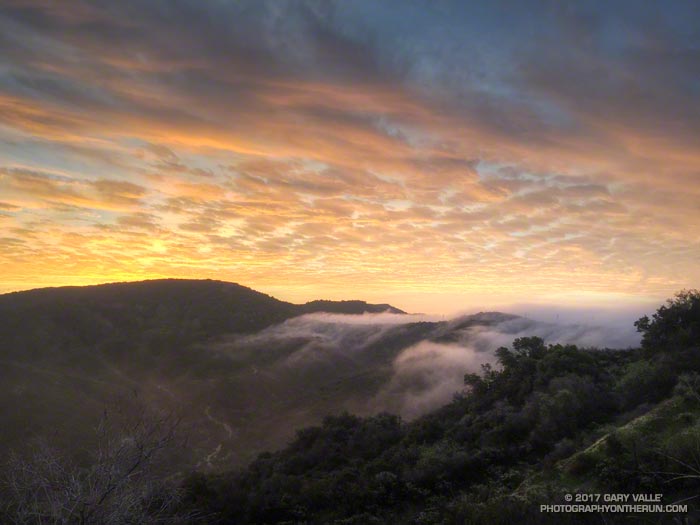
left=0, top=0, right=699, bottom=314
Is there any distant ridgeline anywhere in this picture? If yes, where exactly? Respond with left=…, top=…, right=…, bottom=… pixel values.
left=0, top=279, right=405, bottom=353
left=0, top=279, right=423, bottom=474
left=299, top=299, right=405, bottom=315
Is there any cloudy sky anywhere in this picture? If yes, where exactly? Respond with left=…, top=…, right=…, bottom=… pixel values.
left=0, top=1, right=698, bottom=313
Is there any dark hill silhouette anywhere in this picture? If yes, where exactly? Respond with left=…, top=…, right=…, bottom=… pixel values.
left=0, top=279, right=404, bottom=352
left=0, top=279, right=420, bottom=467
left=0, top=280, right=294, bottom=355
left=299, top=300, right=405, bottom=315
left=0, top=279, right=537, bottom=472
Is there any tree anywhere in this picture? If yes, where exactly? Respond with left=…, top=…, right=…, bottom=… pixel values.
left=0, top=398, right=198, bottom=524
left=635, top=290, right=700, bottom=355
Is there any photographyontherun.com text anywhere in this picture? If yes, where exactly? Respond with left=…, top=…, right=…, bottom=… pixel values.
left=541, top=493, right=688, bottom=514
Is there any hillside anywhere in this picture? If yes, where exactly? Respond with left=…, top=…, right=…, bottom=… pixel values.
left=0, top=279, right=502, bottom=471
left=299, top=300, right=405, bottom=315
left=2, top=282, right=692, bottom=524
left=179, top=291, right=700, bottom=524
left=0, top=280, right=411, bottom=465
left=0, top=279, right=407, bottom=352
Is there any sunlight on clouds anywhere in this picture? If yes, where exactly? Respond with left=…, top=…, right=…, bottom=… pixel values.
left=0, top=2, right=698, bottom=311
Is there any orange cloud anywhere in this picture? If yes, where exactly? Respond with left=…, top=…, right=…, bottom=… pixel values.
left=0, top=2, right=698, bottom=311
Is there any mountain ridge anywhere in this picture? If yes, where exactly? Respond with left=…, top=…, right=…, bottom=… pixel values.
left=0, top=279, right=407, bottom=355
left=0, top=278, right=486, bottom=470
left=0, top=278, right=406, bottom=328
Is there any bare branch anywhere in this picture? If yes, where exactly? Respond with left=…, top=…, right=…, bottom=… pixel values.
left=1, top=398, right=195, bottom=524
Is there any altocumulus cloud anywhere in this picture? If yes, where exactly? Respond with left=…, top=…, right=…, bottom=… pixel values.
left=0, top=1, right=698, bottom=308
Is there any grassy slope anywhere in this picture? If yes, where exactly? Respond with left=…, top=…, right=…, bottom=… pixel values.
left=515, top=395, right=700, bottom=523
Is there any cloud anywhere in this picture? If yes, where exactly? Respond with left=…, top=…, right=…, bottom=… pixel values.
left=226, top=312, right=424, bottom=368
left=372, top=341, right=494, bottom=418
left=0, top=2, right=698, bottom=305
left=0, top=167, right=146, bottom=211
left=464, top=317, right=640, bottom=352
left=292, top=311, right=442, bottom=325
left=369, top=311, right=642, bottom=418
left=196, top=310, right=643, bottom=421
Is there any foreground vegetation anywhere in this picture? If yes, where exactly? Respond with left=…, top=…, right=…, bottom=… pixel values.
left=2, top=290, right=699, bottom=523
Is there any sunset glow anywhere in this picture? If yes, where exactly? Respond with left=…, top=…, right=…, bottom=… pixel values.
left=1, top=1, right=699, bottom=313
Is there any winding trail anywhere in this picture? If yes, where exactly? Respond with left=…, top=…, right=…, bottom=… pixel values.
left=197, top=405, right=236, bottom=469
left=205, top=405, right=234, bottom=438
